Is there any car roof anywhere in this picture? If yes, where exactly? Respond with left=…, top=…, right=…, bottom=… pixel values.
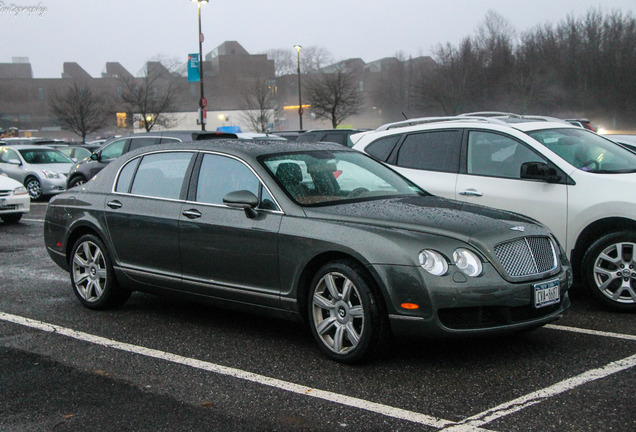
left=1, top=144, right=59, bottom=150
left=122, top=139, right=349, bottom=161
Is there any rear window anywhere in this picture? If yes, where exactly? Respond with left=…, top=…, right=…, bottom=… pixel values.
left=396, top=130, right=461, bottom=173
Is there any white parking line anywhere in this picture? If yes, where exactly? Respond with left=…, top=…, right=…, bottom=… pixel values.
left=0, top=312, right=454, bottom=430
left=546, top=324, right=636, bottom=341
left=1, top=311, right=634, bottom=432
left=446, top=353, right=636, bottom=430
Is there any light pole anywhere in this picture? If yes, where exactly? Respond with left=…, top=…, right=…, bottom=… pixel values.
left=294, top=44, right=303, bottom=130
left=192, top=0, right=208, bottom=130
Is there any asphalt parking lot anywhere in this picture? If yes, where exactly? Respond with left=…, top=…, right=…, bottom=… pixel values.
left=1, top=202, right=634, bottom=431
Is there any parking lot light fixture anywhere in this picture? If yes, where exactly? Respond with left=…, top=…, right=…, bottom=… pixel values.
left=191, top=0, right=209, bottom=131
left=294, top=45, right=303, bottom=129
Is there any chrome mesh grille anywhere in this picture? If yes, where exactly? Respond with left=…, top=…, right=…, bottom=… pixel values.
left=494, top=236, right=557, bottom=277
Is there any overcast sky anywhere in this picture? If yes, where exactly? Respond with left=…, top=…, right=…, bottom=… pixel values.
left=1, top=0, right=633, bottom=78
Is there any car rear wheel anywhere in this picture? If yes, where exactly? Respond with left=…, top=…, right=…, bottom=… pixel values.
left=24, top=177, right=42, bottom=200
left=1, top=213, right=23, bottom=224
left=582, top=231, right=636, bottom=312
left=70, top=234, right=130, bottom=309
left=308, top=260, right=385, bottom=363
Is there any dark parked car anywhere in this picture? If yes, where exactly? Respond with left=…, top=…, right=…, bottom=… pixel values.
left=66, top=130, right=238, bottom=189
left=44, top=140, right=571, bottom=363
left=296, top=129, right=368, bottom=147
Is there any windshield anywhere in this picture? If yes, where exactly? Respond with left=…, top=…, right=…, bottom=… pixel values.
left=18, top=148, right=73, bottom=164
left=261, top=150, right=424, bottom=206
left=527, top=128, right=636, bottom=173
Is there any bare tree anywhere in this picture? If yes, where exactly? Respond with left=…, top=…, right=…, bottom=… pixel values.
left=300, top=46, right=334, bottom=73
left=119, top=62, right=183, bottom=131
left=304, top=67, right=364, bottom=128
left=266, top=49, right=295, bottom=76
left=240, top=78, right=277, bottom=132
left=49, top=82, right=111, bottom=142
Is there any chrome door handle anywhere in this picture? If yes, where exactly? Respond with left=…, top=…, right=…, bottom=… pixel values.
left=459, top=189, right=483, bottom=197
left=182, top=209, right=202, bottom=219
left=106, top=200, right=122, bottom=209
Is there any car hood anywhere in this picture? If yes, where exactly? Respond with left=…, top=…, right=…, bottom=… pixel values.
left=304, top=195, right=549, bottom=244
left=0, top=174, right=24, bottom=189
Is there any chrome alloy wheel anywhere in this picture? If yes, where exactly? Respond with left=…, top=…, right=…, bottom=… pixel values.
left=592, top=241, right=636, bottom=304
left=311, top=271, right=365, bottom=355
left=72, top=240, right=108, bottom=303
left=25, top=178, right=42, bottom=200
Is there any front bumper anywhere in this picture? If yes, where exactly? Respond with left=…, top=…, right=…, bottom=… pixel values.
left=370, top=263, right=571, bottom=337
left=41, top=176, right=67, bottom=196
left=0, top=194, right=30, bottom=215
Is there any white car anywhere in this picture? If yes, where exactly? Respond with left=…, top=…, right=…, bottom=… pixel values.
left=0, top=173, right=30, bottom=224
left=351, top=116, right=636, bottom=311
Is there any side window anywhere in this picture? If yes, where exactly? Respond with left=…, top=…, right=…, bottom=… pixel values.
left=130, top=152, right=193, bottom=199
left=100, top=139, right=127, bottom=161
left=396, top=130, right=461, bottom=173
left=365, top=135, right=401, bottom=161
left=467, top=131, right=544, bottom=179
left=196, top=154, right=275, bottom=209
left=1, top=148, right=20, bottom=163
left=129, top=137, right=160, bottom=151
left=115, top=157, right=141, bottom=193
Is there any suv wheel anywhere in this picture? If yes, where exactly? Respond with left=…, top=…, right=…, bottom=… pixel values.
left=582, top=231, right=636, bottom=312
left=68, top=176, right=86, bottom=188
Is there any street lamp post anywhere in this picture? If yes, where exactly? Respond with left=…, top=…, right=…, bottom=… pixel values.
left=192, top=0, right=208, bottom=131
left=294, top=45, right=302, bottom=130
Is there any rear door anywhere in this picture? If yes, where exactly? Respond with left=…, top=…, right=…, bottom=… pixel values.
left=388, top=129, right=462, bottom=198
left=103, top=151, right=195, bottom=287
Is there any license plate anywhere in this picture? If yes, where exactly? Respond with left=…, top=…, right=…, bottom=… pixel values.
left=0, top=198, right=6, bottom=208
left=534, top=279, right=560, bottom=308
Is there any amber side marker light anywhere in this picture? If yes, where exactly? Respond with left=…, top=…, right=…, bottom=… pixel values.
left=401, top=303, right=419, bottom=310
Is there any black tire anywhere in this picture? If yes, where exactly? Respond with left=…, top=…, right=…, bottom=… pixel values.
left=24, top=176, right=43, bottom=201
left=68, top=176, right=86, bottom=189
left=307, top=260, right=386, bottom=363
left=70, top=234, right=130, bottom=310
left=581, top=231, right=636, bottom=312
left=1, top=213, right=23, bottom=224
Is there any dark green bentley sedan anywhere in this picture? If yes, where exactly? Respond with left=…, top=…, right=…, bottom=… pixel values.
left=44, top=140, right=572, bottom=363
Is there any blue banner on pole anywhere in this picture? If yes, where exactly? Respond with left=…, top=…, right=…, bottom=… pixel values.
left=188, top=53, right=200, bottom=82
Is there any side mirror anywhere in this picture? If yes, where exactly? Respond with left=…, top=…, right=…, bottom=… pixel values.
left=7, top=159, right=21, bottom=166
left=520, top=162, right=561, bottom=183
left=223, top=190, right=259, bottom=218
left=90, top=152, right=100, bottom=161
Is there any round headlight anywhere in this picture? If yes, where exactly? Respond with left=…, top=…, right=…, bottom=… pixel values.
left=453, top=248, right=483, bottom=277
left=419, top=250, right=448, bottom=276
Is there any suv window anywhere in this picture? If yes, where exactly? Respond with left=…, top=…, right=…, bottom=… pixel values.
left=129, top=137, right=161, bottom=151
left=467, top=131, right=544, bottom=179
left=396, top=130, right=461, bottom=173
left=129, top=152, right=193, bottom=199
left=100, top=138, right=127, bottom=161
left=196, top=154, right=276, bottom=209
left=365, top=135, right=401, bottom=161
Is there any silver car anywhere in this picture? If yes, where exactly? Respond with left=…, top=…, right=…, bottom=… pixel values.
left=0, top=145, right=74, bottom=200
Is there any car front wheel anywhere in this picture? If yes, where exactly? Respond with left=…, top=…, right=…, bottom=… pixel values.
left=582, top=231, right=636, bottom=312
left=308, top=260, right=385, bottom=363
left=24, top=177, right=42, bottom=200
left=68, top=176, right=86, bottom=188
left=70, top=234, right=130, bottom=309
left=1, top=213, right=23, bottom=224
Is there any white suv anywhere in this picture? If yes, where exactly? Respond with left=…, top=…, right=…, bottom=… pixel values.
left=351, top=117, right=636, bottom=312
